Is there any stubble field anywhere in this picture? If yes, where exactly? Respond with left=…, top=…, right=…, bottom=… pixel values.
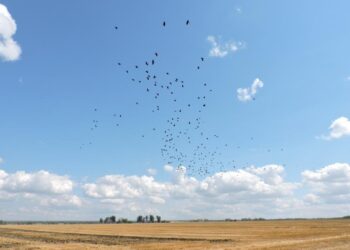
left=0, top=220, right=350, bottom=249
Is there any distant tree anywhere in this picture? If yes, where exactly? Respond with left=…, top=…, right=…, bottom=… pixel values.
left=137, top=215, right=143, bottom=223
left=149, top=215, right=155, bottom=223
left=145, top=215, right=149, bottom=223
left=99, top=218, right=103, bottom=223
left=110, top=216, right=116, bottom=223
left=156, top=215, right=161, bottom=223
left=117, top=218, right=129, bottom=223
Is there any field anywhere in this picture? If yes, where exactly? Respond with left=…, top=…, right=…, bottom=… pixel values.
left=1, top=220, right=350, bottom=249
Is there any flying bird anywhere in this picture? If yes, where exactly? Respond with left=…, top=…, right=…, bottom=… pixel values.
left=186, top=20, right=190, bottom=25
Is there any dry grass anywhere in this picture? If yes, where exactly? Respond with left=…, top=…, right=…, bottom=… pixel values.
left=1, top=220, right=350, bottom=249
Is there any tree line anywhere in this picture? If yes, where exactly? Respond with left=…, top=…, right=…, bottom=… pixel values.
left=99, top=215, right=163, bottom=223
left=136, top=214, right=162, bottom=223
left=99, top=216, right=131, bottom=224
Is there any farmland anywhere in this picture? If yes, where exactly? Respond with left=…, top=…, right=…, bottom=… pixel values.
left=0, top=220, right=350, bottom=249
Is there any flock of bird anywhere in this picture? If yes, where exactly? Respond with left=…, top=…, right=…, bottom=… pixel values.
left=81, top=20, right=284, bottom=176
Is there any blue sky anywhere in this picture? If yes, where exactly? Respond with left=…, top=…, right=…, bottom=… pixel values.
left=1, top=1, right=350, bottom=220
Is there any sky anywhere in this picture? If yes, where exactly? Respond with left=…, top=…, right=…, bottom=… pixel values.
left=1, top=0, right=350, bottom=221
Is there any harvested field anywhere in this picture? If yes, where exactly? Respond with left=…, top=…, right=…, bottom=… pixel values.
left=1, top=220, right=350, bottom=249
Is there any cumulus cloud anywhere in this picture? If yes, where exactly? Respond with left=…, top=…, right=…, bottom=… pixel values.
left=3, top=163, right=350, bottom=220
left=0, top=4, right=21, bottom=61
left=163, top=165, right=173, bottom=172
left=319, top=117, right=350, bottom=140
left=41, top=194, right=82, bottom=207
left=0, top=169, right=81, bottom=210
left=0, top=170, right=73, bottom=194
left=83, top=174, right=168, bottom=200
left=207, top=36, right=244, bottom=58
left=237, top=78, right=264, bottom=102
left=302, top=163, right=350, bottom=204
left=147, top=168, right=157, bottom=176
left=83, top=164, right=297, bottom=219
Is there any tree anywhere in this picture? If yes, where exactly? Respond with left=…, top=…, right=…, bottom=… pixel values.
left=110, top=216, right=116, bottom=223
left=137, top=215, right=143, bottom=223
left=145, top=215, right=149, bottom=223
left=149, top=214, right=155, bottom=223
left=156, top=215, right=161, bottom=223
left=99, top=218, right=103, bottom=223
left=118, top=218, right=129, bottom=223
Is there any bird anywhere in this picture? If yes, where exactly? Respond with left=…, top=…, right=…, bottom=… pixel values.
left=114, top=26, right=118, bottom=30
left=109, top=21, right=240, bottom=176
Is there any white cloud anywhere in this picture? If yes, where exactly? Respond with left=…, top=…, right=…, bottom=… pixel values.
left=41, top=194, right=82, bottom=207
left=237, top=78, right=264, bottom=102
left=0, top=169, right=81, bottom=212
left=0, top=4, right=21, bottom=61
left=163, top=165, right=173, bottom=172
left=302, top=163, right=350, bottom=204
left=83, top=174, right=168, bottom=200
left=83, top=164, right=298, bottom=219
left=0, top=170, right=73, bottom=194
left=3, top=163, right=350, bottom=220
left=319, top=117, right=350, bottom=140
left=303, top=193, right=321, bottom=204
left=147, top=168, right=157, bottom=176
left=207, top=36, right=244, bottom=58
